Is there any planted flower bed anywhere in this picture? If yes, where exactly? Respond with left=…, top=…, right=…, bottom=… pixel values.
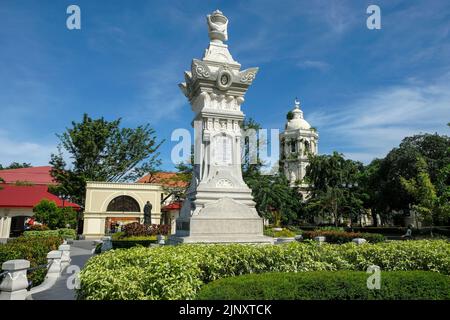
left=110, top=223, right=169, bottom=249
left=77, top=240, right=450, bottom=300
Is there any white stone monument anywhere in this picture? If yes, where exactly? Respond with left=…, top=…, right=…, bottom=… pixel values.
left=170, top=10, right=273, bottom=244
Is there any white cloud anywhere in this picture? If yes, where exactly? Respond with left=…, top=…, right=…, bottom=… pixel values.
left=308, top=74, right=450, bottom=163
left=0, top=131, right=57, bottom=166
left=297, top=60, right=330, bottom=72
left=127, top=61, right=188, bottom=122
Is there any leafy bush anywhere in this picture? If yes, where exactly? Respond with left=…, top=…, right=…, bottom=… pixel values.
left=196, top=271, right=450, bottom=300
left=123, top=222, right=170, bottom=237
left=319, top=226, right=345, bottom=232
left=33, top=199, right=77, bottom=229
left=23, top=228, right=76, bottom=239
left=264, top=227, right=297, bottom=238
left=57, top=228, right=77, bottom=239
left=23, top=230, right=60, bottom=238
left=302, top=230, right=385, bottom=243
left=348, top=227, right=408, bottom=235
left=0, top=236, right=62, bottom=287
left=28, top=224, right=49, bottom=231
left=361, top=233, right=386, bottom=243
left=111, top=232, right=158, bottom=249
left=78, top=240, right=450, bottom=300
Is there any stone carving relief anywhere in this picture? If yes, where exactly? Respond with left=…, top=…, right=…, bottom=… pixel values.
left=192, top=60, right=211, bottom=79
left=239, top=68, right=258, bottom=84
left=216, top=178, right=234, bottom=188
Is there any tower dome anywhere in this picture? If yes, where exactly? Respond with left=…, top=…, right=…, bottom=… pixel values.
left=286, top=98, right=311, bottom=130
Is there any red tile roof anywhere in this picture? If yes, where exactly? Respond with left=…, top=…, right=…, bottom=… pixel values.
left=162, top=201, right=182, bottom=211
left=0, top=166, right=56, bottom=185
left=0, top=184, right=80, bottom=209
left=137, top=172, right=189, bottom=188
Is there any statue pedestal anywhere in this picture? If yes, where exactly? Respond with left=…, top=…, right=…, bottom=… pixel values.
left=170, top=198, right=273, bottom=244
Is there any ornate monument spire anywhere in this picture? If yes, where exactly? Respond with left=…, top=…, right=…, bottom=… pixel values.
left=206, top=10, right=228, bottom=43
left=171, top=10, right=272, bottom=244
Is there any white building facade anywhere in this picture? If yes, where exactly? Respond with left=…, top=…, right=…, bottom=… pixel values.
left=82, top=182, right=164, bottom=239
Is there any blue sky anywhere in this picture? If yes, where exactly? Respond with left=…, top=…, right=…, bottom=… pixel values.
left=0, top=0, right=449, bottom=172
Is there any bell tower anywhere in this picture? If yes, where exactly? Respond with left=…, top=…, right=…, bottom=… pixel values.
left=279, top=98, right=319, bottom=195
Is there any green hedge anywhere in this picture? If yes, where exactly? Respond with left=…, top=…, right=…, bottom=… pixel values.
left=0, top=236, right=62, bottom=287
left=112, top=239, right=158, bottom=249
left=302, top=230, right=385, bottom=243
left=264, top=227, right=297, bottom=238
left=197, top=271, right=450, bottom=300
left=77, top=240, right=450, bottom=300
left=23, top=228, right=76, bottom=239
left=110, top=232, right=157, bottom=249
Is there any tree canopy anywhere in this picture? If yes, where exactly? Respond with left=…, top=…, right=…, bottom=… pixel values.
left=304, top=152, right=365, bottom=226
left=0, top=162, right=32, bottom=170
left=33, top=199, right=77, bottom=229
left=50, top=114, right=163, bottom=206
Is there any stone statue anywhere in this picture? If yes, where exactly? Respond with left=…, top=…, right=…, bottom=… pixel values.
left=143, top=201, right=152, bottom=225
left=207, top=10, right=228, bottom=43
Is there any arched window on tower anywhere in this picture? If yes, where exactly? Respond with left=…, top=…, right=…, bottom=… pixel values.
left=107, top=196, right=141, bottom=212
left=291, top=141, right=296, bottom=153
left=304, top=141, right=310, bottom=155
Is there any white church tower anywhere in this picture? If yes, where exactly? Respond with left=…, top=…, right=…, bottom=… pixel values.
left=279, top=98, right=319, bottom=193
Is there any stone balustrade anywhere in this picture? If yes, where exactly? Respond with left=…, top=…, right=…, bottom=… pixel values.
left=314, top=236, right=326, bottom=244
left=100, top=236, right=112, bottom=252
left=0, top=260, right=30, bottom=300
left=0, top=245, right=70, bottom=300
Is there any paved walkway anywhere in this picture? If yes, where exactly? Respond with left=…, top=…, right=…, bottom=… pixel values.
left=29, top=240, right=95, bottom=300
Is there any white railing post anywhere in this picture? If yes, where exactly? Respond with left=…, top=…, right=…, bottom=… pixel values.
left=58, top=244, right=71, bottom=270
left=27, top=250, right=64, bottom=296
left=352, top=238, right=367, bottom=245
left=101, top=236, right=112, bottom=252
left=157, top=234, right=165, bottom=245
left=0, top=259, right=30, bottom=300
left=314, top=236, right=326, bottom=244
left=46, top=250, right=62, bottom=278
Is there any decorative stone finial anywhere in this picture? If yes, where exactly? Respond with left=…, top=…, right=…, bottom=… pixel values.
left=206, top=9, right=228, bottom=43
left=294, top=97, right=300, bottom=109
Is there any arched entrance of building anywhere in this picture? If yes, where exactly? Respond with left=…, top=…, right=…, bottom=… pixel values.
left=105, top=195, right=141, bottom=234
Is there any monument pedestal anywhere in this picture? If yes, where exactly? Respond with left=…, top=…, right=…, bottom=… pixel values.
left=170, top=197, right=273, bottom=244
left=171, top=10, right=272, bottom=245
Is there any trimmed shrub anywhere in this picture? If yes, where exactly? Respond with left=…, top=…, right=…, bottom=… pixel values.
left=77, top=240, right=450, bottom=300
left=23, top=230, right=60, bottom=238
left=264, top=227, right=297, bottom=238
left=57, top=228, right=77, bottom=239
left=28, top=224, right=49, bottom=231
left=110, top=231, right=158, bottom=249
left=196, top=271, right=450, bottom=300
left=123, top=223, right=170, bottom=237
left=0, top=236, right=63, bottom=287
left=23, top=228, right=76, bottom=239
left=302, top=230, right=385, bottom=243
